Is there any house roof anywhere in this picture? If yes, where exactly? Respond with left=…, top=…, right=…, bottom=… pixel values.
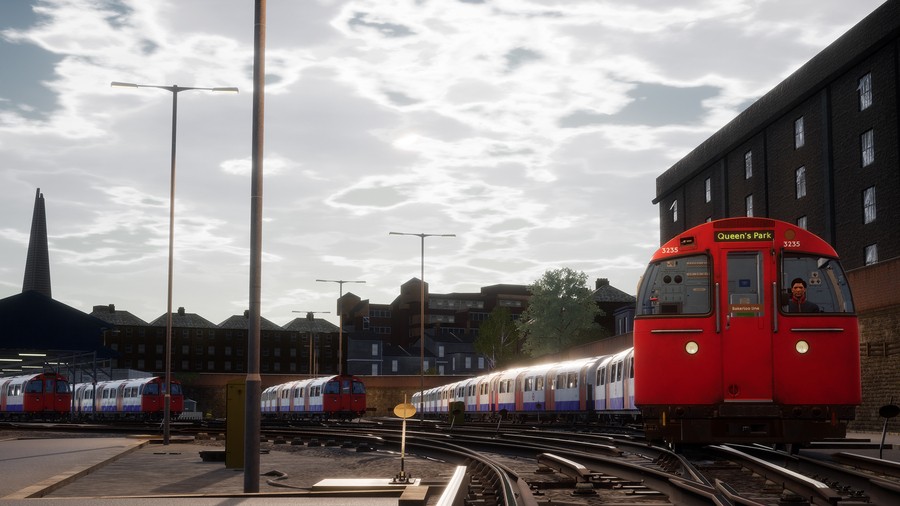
left=90, top=304, right=149, bottom=326
left=218, top=313, right=282, bottom=331
left=282, top=318, right=339, bottom=333
left=148, top=307, right=217, bottom=328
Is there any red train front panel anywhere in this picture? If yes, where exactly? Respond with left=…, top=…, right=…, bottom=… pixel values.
left=634, top=217, right=860, bottom=444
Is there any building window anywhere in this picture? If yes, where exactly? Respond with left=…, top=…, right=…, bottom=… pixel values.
left=181, top=345, right=189, bottom=355
left=865, top=244, right=878, bottom=265
left=207, top=346, right=215, bottom=355
left=371, top=344, right=378, bottom=356
left=797, top=216, right=807, bottom=229
left=391, top=360, right=398, bottom=373
left=138, top=344, right=145, bottom=354
left=156, top=344, right=163, bottom=354
left=155, top=360, right=162, bottom=370
left=861, top=129, right=874, bottom=167
left=858, top=72, right=872, bottom=111
left=181, top=360, right=189, bottom=370
left=794, top=116, right=805, bottom=148
left=704, top=177, right=712, bottom=203
left=744, top=150, right=752, bottom=179
left=745, top=194, right=753, bottom=217
left=438, top=345, right=445, bottom=358
left=670, top=200, right=678, bottom=222
left=863, top=186, right=876, bottom=224
left=795, top=166, right=807, bottom=198
left=208, top=361, right=216, bottom=371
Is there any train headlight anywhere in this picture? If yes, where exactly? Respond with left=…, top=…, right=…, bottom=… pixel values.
left=796, top=340, right=810, bottom=354
left=685, top=341, right=699, bottom=355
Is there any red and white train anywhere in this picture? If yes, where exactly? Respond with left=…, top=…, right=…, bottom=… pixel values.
left=635, top=217, right=859, bottom=444
left=0, top=372, right=72, bottom=420
left=261, top=374, right=367, bottom=420
left=413, top=349, right=637, bottom=422
left=416, top=218, right=860, bottom=445
left=72, top=376, right=184, bottom=420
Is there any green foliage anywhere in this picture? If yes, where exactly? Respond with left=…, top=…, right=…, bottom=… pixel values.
left=474, top=306, right=522, bottom=369
left=515, top=267, right=602, bottom=357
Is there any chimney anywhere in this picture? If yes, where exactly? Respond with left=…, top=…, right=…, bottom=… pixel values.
left=595, top=278, right=609, bottom=289
left=178, top=307, right=186, bottom=316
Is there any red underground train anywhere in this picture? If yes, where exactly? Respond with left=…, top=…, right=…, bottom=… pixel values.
left=0, top=372, right=72, bottom=420
left=634, top=217, right=860, bottom=445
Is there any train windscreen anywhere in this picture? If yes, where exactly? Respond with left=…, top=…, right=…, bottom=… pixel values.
left=636, top=253, right=711, bottom=316
left=781, top=253, right=854, bottom=313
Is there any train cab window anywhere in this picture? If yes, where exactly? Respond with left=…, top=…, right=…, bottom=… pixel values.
left=353, top=380, right=365, bottom=394
left=637, top=254, right=711, bottom=315
left=56, top=381, right=70, bottom=393
left=144, top=383, right=159, bottom=395
left=26, top=381, right=42, bottom=393
left=781, top=254, right=854, bottom=313
left=324, top=382, right=340, bottom=395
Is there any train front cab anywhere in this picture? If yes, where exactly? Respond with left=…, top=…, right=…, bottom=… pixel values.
left=634, top=218, right=860, bottom=445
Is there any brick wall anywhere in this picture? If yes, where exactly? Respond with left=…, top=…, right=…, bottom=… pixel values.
left=847, top=257, right=900, bottom=431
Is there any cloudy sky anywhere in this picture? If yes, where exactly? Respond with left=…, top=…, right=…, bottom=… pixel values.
left=0, top=0, right=885, bottom=327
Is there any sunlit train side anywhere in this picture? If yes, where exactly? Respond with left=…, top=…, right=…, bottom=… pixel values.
left=72, top=376, right=184, bottom=420
left=634, top=217, right=860, bottom=445
left=413, top=352, right=639, bottom=422
left=261, top=374, right=366, bottom=420
left=0, top=372, right=72, bottom=420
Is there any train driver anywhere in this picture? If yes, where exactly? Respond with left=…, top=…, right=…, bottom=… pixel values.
left=785, top=278, right=820, bottom=313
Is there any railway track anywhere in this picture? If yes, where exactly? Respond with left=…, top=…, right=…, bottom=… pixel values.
left=4, top=420, right=900, bottom=504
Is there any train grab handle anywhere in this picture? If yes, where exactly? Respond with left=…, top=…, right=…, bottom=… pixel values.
left=772, top=281, right=780, bottom=333
left=715, top=282, right=721, bottom=333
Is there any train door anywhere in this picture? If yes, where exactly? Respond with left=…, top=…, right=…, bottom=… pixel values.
left=720, top=249, right=773, bottom=402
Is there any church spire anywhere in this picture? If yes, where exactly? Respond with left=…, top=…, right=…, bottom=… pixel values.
left=22, top=188, right=52, bottom=298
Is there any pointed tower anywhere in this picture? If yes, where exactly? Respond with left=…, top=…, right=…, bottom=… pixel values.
left=22, top=188, right=52, bottom=298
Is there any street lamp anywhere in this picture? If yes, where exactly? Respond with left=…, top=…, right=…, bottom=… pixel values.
left=111, top=80, right=238, bottom=445
left=389, top=231, right=455, bottom=421
left=292, top=311, right=330, bottom=375
left=316, top=279, right=366, bottom=376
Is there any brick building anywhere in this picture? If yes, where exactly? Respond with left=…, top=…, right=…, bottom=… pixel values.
left=652, top=0, right=900, bottom=431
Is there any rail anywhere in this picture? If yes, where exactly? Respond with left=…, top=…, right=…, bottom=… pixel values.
left=434, top=465, right=468, bottom=506
left=708, top=445, right=841, bottom=505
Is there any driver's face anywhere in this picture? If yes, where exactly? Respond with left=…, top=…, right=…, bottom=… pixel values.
left=791, top=283, right=806, bottom=298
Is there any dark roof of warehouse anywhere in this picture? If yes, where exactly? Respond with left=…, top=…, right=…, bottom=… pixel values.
left=282, top=317, right=340, bottom=333
left=218, top=312, right=282, bottom=331
left=0, top=291, right=110, bottom=352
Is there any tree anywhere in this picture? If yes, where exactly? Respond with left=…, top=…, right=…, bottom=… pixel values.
left=515, top=267, right=602, bottom=357
left=474, top=306, right=522, bottom=369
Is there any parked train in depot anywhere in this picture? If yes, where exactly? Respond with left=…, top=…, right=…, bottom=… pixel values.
left=261, top=374, right=367, bottom=420
left=71, top=376, right=184, bottom=420
left=0, top=372, right=185, bottom=421
left=0, top=372, right=72, bottom=420
left=415, top=218, right=860, bottom=445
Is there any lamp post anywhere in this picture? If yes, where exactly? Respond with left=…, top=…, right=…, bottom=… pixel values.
left=389, top=232, right=455, bottom=421
left=293, top=311, right=330, bottom=375
left=316, top=279, right=366, bottom=376
left=111, top=81, right=238, bottom=445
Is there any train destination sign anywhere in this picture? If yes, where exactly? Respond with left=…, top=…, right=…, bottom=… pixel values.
left=714, top=230, right=774, bottom=242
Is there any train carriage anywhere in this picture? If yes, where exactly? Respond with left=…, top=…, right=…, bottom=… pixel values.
left=262, top=374, right=366, bottom=420
left=0, top=372, right=71, bottom=420
left=634, top=217, right=860, bottom=445
left=72, top=377, right=183, bottom=420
